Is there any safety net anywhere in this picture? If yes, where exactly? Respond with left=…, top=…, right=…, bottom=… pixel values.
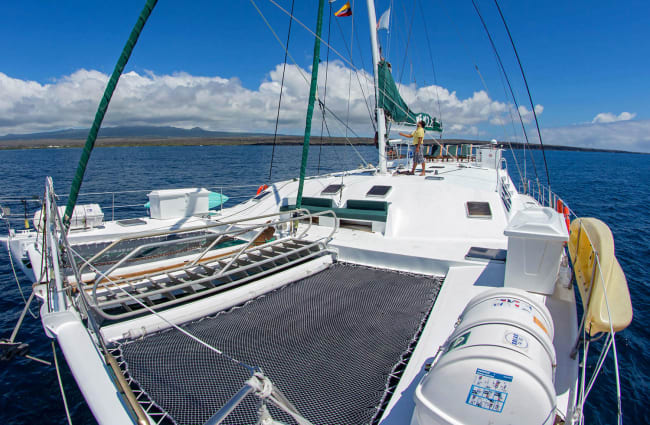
left=115, top=262, right=444, bottom=425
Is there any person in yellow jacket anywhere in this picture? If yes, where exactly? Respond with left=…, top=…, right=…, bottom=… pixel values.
left=399, top=120, right=426, bottom=175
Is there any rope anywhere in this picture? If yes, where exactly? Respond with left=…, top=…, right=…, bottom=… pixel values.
left=53, top=341, right=73, bottom=425
left=267, top=0, right=295, bottom=182
left=248, top=373, right=315, bottom=425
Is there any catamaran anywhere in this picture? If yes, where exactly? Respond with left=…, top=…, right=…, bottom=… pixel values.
left=0, top=1, right=633, bottom=424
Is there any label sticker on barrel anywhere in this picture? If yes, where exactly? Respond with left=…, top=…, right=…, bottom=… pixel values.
left=465, top=368, right=512, bottom=413
left=492, top=298, right=533, bottom=314
left=505, top=331, right=529, bottom=349
left=447, top=331, right=471, bottom=352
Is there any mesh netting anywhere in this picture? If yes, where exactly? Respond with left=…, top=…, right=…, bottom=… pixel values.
left=116, top=263, right=443, bottom=425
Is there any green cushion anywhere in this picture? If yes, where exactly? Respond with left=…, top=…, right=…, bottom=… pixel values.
left=302, top=197, right=334, bottom=208
left=281, top=199, right=388, bottom=222
left=335, top=208, right=387, bottom=222
left=345, top=199, right=388, bottom=212
left=280, top=204, right=331, bottom=214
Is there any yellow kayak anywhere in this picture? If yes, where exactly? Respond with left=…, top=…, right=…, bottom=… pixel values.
left=568, top=217, right=633, bottom=336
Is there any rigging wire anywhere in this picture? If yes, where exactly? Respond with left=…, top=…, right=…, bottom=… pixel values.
left=492, top=0, right=551, bottom=188
left=397, top=0, right=417, bottom=87
left=334, top=16, right=377, bottom=132
left=268, top=0, right=296, bottom=182
left=258, top=0, right=428, bottom=167
left=416, top=0, right=443, bottom=125
left=250, top=0, right=310, bottom=87
left=469, top=0, right=541, bottom=187
left=344, top=0, right=356, bottom=140
left=264, top=0, right=420, bottom=137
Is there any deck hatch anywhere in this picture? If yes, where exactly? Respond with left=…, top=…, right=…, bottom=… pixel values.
left=465, top=247, right=507, bottom=262
left=366, top=185, right=392, bottom=197
left=320, top=184, right=343, bottom=195
left=253, top=191, right=271, bottom=201
left=466, top=201, right=492, bottom=218
left=117, top=218, right=147, bottom=227
left=116, top=263, right=443, bottom=425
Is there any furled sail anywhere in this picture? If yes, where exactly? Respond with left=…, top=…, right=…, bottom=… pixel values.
left=378, top=60, right=442, bottom=132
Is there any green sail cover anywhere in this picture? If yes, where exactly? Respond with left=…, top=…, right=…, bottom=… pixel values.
left=378, top=60, right=442, bottom=132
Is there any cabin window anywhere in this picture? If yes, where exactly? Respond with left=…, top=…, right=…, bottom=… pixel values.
left=366, top=185, right=392, bottom=198
left=321, top=184, right=344, bottom=195
left=466, top=202, right=492, bottom=219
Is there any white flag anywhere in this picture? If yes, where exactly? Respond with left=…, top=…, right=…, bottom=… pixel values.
left=377, top=7, right=390, bottom=31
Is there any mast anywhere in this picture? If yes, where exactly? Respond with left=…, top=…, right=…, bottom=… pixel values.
left=366, top=0, right=387, bottom=174
left=296, top=0, right=326, bottom=209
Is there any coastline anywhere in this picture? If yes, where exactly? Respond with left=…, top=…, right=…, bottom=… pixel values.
left=0, top=136, right=643, bottom=154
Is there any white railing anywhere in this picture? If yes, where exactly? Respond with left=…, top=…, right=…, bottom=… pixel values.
left=516, top=176, right=624, bottom=424
left=570, top=217, right=624, bottom=425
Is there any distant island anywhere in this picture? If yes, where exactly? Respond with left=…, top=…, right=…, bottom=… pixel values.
left=0, top=125, right=639, bottom=154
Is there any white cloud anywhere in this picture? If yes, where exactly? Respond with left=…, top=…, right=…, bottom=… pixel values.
left=541, top=119, right=650, bottom=153
left=517, top=104, right=544, bottom=123
left=0, top=65, right=539, bottom=139
left=591, top=111, right=636, bottom=124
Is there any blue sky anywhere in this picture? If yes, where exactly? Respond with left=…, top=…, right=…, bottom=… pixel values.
left=1, top=0, right=649, bottom=152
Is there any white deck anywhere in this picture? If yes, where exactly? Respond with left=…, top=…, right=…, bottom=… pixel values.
left=8, top=157, right=579, bottom=424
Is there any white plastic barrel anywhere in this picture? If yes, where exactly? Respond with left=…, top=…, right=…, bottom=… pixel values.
left=412, top=288, right=557, bottom=425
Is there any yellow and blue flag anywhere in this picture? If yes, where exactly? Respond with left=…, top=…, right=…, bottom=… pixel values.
left=334, top=1, right=352, bottom=17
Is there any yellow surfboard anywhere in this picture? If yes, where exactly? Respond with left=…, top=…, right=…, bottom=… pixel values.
left=568, top=217, right=633, bottom=335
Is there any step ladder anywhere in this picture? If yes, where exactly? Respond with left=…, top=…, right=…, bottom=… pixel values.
left=86, top=237, right=329, bottom=320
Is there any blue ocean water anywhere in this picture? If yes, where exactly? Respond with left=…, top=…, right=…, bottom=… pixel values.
left=0, top=145, right=647, bottom=424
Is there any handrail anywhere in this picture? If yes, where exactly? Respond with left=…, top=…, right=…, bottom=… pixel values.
left=44, top=178, right=66, bottom=312
left=78, top=209, right=305, bottom=276
left=570, top=218, right=624, bottom=424
left=90, top=238, right=329, bottom=317
left=86, top=208, right=339, bottom=303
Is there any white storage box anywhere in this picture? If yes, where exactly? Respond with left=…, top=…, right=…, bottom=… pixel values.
left=503, top=206, right=569, bottom=294
left=33, top=204, right=104, bottom=230
left=477, top=147, right=501, bottom=169
left=148, top=188, right=210, bottom=219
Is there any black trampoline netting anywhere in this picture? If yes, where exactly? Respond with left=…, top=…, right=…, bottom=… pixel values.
left=116, top=263, right=443, bottom=425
